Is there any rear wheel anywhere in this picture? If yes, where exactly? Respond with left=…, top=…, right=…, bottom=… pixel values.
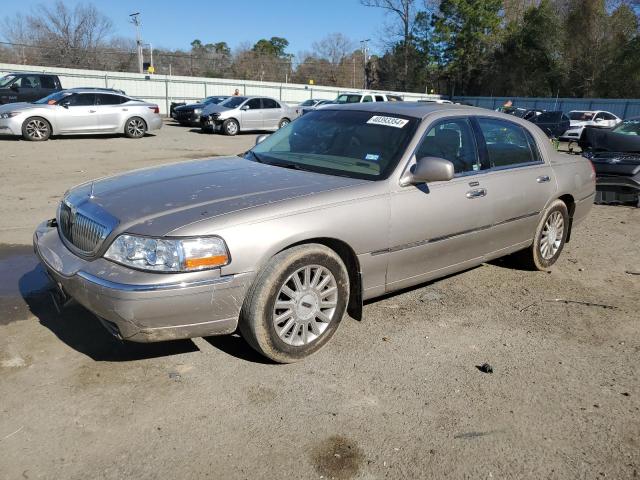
left=517, top=199, right=569, bottom=270
left=124, top=117, right=147, bottom=139
left=278, top=118, right=290, bottom=129
left=222, top=119, right=239, bottom=136
left=239, top=244, right=349, bottom=363
left=22, top=117, right=51, bottom=141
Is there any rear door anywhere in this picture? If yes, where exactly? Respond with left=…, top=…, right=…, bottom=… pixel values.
left=261, top=98, right=283, bottom=129
left=471, top=117, right=554, bottom=254
left=239, top=98, right=263, bottom=130
left=56, top=93, right=98, bottom=133
left=96, top=93, right=127, bottom=131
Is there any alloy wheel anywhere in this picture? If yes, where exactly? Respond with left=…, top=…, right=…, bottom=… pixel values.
left=26, top=119, right=48, bottom=139
left=272, top=265, right=338, bottom=346
left=127, top=119, right=145, bottom=137
left=540, top=211, right=564, bottom=260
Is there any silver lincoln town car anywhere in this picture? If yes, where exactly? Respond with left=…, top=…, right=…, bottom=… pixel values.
left=34, top=103, right=596, bottom=362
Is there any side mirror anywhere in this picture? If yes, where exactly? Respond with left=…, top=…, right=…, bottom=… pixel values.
left=402, top=156, right=454, bottom=186
left=10, top=83, right=19, bottom=91
left=595, top=117, right=603, bottom=122
left=59, top=101, right=70, bottom=109
left=255, top=134, right=269, bottom=145
left=240, top=105, right=250, bottom=111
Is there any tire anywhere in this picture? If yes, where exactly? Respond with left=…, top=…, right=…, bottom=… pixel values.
left=278, top=118, right=290, bottom=129
left=22, top=117, right=51, bottom=141
left=517, top=199, right=569, bottom=270
left=239, top=244, right=350, bottom=363
left=222, top=119, right=239, bottom=136
left=124, top=117, right=147, bottom=139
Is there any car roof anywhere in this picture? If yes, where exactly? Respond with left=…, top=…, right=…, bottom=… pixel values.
left=64, top=88, right=128, bottom=94
left=321, top=101, right=482, bottom=119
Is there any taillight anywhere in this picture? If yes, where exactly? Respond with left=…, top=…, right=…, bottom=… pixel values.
left=148, top=105, right=160, bottom=114
left=586, top=159, right=596, bottom=182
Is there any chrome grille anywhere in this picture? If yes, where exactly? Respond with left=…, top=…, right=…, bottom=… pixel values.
left=59, top=202, right=108, bottom=254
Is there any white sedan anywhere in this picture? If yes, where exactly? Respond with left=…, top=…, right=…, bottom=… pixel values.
left=560, top=110, right=621, bottom=142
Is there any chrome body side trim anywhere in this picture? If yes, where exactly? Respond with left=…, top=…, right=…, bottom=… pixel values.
left=76, top=271, right=234, bottom=292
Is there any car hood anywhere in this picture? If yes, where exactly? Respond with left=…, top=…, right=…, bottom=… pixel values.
left=0, top=102, right=40, bottom=113
left=64, top=156, right=367, bottom=237
left=202, top=103, right=232, bottom=115
left=175, top=103, right=206, bottom=111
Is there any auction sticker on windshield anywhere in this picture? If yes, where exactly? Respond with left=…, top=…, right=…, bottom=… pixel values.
left=367, top=116, right=409, bottom=128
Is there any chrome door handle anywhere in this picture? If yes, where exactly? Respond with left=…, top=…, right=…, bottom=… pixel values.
left=89, top=110, right=96, bottom=113
left=537, top=175, right=550, bottom=183
left=122, top=108, right=128, bottom=111
left=466, top=188, right=487, bottom=199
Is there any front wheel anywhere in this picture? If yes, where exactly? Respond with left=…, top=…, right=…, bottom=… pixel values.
left=22, top=117, right=51, bottom=141
left=239, top=244, right=349, bottom=363
left=124, top=117, right=147, bottom=139
left=517, top=199, right=569, bottom=270
left=222, top=119, right=239, bottom=136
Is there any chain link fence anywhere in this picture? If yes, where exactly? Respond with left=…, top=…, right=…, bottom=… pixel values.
left=1, top=62, right=437, bottom=115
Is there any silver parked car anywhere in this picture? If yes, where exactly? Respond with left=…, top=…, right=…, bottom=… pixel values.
left=200, top=95, right=297, bottom=135
left=0, top=88, right=162, bottom=141
left=34, top=103, right=595, bottom=362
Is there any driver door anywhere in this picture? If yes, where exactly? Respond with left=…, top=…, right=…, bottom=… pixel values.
left=56, top=93, right=98, bottom=133
left=240, top=98, right=264, bottom=130
left=386, top=117, right=493, bottom=291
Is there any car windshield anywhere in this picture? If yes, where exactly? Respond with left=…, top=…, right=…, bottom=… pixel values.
left=203, top=96, right=227, bottom=105
left=569, top=112, right=594, bottom=121
left=248, top=109, right=418, bottom=180
left=335, top=94, right=362, bottom=104
left=300, top=99, right=316, bottom=106
left=220, top=96, right=247, bottom=108
left=612, top=120, right=640, bottom=136
left=0, top=75, right=16, bottom=88
left=33, top=91, right=70, bottom=105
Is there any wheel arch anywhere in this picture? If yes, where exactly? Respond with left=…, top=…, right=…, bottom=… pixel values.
left=557, top=193, right=575, bottom=243
left=275, top=237, right=363, bottom=321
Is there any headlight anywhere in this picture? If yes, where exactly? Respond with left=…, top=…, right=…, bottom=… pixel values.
left=0, top=112, right=19, bottom=119
left=104, top=234, right=230, bottom=272
left=194, top=108, right=202, bottom=114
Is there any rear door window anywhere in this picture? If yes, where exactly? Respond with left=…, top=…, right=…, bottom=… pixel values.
left=362, top=95, right=373, bottom=103
left=39, top=76, right=56, bottom=89
left=477, top=118, right=539, bottom=168
left=375, top=95, right=385, bottom=102
left=415, top=118, right=479, bottom=174
left=262, top=98, right=280, bottom=109
left=96, top=94, right=126, bottom=105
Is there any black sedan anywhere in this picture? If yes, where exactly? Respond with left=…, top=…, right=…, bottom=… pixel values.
left=580, top=118, right=640, bottom=206
left=173, top=96, right=230, bottom=126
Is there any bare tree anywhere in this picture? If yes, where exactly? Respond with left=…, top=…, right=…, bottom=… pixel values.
left=360, top=0, right=419, bottom=89
left=1, top=1, right=114, bottom=68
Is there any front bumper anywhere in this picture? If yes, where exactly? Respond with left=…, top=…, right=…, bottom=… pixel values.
left=595, top=176, right=640, bottom=206
left=0, top=116, right=22, bottom=136
left=33, top=221, right=253, bottom=342
left=200, top=115, right=222, bottom=131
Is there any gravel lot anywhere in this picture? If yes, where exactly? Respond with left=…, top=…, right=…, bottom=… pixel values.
left=1, top=122, right=639, bottom=480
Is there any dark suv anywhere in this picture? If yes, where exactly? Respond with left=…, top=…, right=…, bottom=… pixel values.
left=0, top=73, right=62, bottom=104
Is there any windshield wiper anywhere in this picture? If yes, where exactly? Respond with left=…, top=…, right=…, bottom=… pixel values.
left=245, top=150, right=266, bottom=163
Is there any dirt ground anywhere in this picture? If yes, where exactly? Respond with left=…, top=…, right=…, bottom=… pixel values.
left=1, top=124, right=639, bottom=480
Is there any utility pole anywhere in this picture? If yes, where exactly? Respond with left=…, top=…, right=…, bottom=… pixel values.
left=360, top=39, right=370, bottom=90
left=129, top=12, right=143, bottom=74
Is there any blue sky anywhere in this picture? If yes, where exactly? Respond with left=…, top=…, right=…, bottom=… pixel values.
left=1, top=0, right=390, bottom=56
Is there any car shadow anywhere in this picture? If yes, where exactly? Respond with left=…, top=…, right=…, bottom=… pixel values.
left=203, top=334, right=275, bottom=364
left=19, top=264, right=199, bottom=362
